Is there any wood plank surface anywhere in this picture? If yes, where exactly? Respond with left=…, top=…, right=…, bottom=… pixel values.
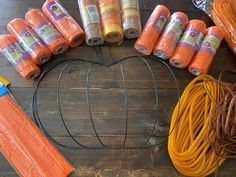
left=0, top=0, right=235, bottom=177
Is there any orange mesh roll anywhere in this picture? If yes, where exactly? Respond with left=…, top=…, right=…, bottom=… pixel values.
left=0, top=93, right=74, bottom=177
left=25, top=9, right=69, bottom=55
left=189, top=26, right=224, bottom=76
left=134, top=5, right=170, bottom=55
left=213, top=0, right=236, bottom=55
left=7, top=18, right=51, bottom=65
left=154, top=12, right=189, bottom=60
left=170, top=19, right=206, bottom=68
left=42, top=0, right=85, bottom=47
left=0, top=35, right=41, bottom=80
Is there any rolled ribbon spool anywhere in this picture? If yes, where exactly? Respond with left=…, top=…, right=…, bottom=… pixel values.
left=7, top=18, right=51, bottom=65
left=188, top=26, right=224, bottom=76
left=120, top=0, right=142, bottom=39
left=154, top=12, right=189, bottom=60
left=25, top=9, right=69, bottom=55
left=42, top=0, right=85, bottom=47
left=170, top=19, right=206, bottom=69
left=134, top=5, right=170, bottom=55
left=98, top=0, right=123, bottom=43
left=0, top=35, right=41, bottom=80
left=78, top=0, right=104, bottom=46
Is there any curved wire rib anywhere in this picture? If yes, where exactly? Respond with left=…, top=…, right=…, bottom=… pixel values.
left=32, top=60, right=82, bottom=149
left=117, top=62, right=129, bottom=148
left=107, top=47, right=160, bottom=147
left=86, top=63, right=108, bottom=148
left=57, top=61, right=87, bottom=148
left=107, top=46, right=129, bottom=148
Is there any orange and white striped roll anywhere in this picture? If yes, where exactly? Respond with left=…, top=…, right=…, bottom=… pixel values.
left=7, top=18, right=51, bottom=65
left=134, top=5, right=170, bottom=55
left=170, top=20, right=206, bottom=68
left=78, top=0, right=104, bottom=46
left=25, top=9, right=69, bottom=55
left=0, top=35, right=41, bottom=80
left=42, top=0, right=85, bottom=47
left=98, top=0, right=123, bottom=43
left=189, top=26, right=224, bottom=76
left=120, top=0, right=142, bottom=39
left=154, top=12, right=189, bottom=60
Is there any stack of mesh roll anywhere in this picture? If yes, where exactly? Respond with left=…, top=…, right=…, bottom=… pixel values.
left=120, top=0, right=142, bottom=39
left=98, top=0, right=123, bottom=43
left=78, top=0, right=104, bottom=46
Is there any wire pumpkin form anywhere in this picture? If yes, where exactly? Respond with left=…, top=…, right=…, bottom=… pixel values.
left=32, top=47, right=181, bottom=150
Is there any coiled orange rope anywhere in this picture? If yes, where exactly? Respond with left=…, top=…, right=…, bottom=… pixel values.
left=168, top=75, right=224, bottom=176
left=212, top=0, right=236, bottom=55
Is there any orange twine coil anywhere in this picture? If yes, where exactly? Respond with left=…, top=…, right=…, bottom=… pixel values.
left=42, top=0, right=85, bottom=47
left=134, top=5, right=170, bottom=55
left=0, top=34, right=41, bottom=80
left=154, top=12, right=189, bottom=60
left=7, top=18, right=51, bottom=65
left=170, top=19, right=206, bottom=68
left=25, top=9, right=69, bottom=55
left=189, top=26, right=224, bottom=76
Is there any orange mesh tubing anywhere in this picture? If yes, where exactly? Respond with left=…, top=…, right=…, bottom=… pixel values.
left=154, top=12, right=189, bottom=60
left=0, top=94, right=74, bottom=177
left=42, top=0, right=85, bottom=48
left=212, top=0, right=236, bottom=55
left=189, top=26, right=224, bottom=76
left=134, top=5, right=170, bottom=55
left=170, top=19, right=206, bottom=69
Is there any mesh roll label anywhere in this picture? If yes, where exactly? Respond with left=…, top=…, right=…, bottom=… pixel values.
left=123, top=9, right=140, bottom=18
left=153, top=13, right=167, bottom=33
left=179, top=28, right=203, bottom=50
left=81, top=5, right=100, bottom=28
left=122, top=0, right=139, bottom=10
left=200, top=34, right=221, bottom=54
left=2, top=43, right=29, bottom=65
left=165, top=17, right=184, bottom=41
left=46, top=1, right=68, bottom=20
left=19, top=30, right=41, bottom=52
left=36, top=23, right=60, bottom=45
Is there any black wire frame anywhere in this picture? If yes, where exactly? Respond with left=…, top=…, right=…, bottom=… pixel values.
left=32, top=54, right=181, bottom=150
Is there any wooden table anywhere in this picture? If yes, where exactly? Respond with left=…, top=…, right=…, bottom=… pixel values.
left=0, top=0, right=236, bottom=176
